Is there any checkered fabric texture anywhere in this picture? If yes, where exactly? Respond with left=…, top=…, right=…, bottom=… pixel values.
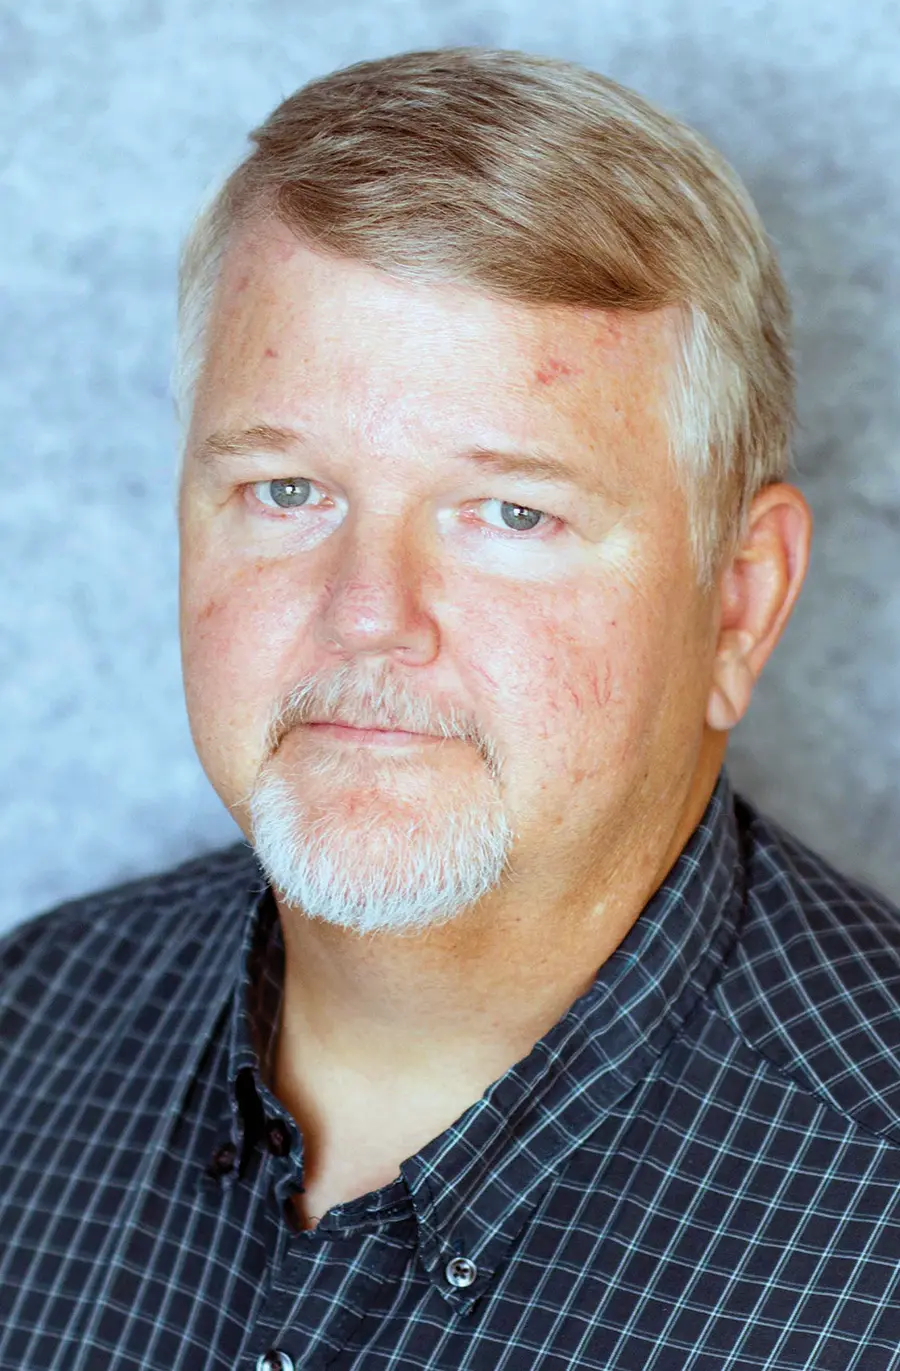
left=3, top=765, right=900, bottom=1369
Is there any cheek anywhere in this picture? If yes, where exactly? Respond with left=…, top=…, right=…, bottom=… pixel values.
left=181, top=560, right=316, bottom=749
left=186, top=559, right=308, bottom=651
left=454, top=582, right=648, bottom=775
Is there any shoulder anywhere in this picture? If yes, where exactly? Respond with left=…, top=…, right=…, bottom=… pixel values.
left=0, top=840, right=264, bottom=1027
left=715, top=789, right=900, bottom=1143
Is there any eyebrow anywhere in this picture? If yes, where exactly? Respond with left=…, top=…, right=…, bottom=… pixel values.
left=192, top=423, right=621, bottom=501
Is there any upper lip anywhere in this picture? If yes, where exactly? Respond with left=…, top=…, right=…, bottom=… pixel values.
left=309, top=718, right=423, bottom=733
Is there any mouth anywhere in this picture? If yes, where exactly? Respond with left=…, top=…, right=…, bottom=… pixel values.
left=305, top=721, right=445, bottom=746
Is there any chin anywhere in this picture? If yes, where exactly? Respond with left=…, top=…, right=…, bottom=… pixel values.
left=247, top=755, right=514, bottom=935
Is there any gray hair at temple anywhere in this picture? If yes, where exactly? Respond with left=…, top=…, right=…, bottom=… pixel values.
left=172, top=46, right=795, bottom=593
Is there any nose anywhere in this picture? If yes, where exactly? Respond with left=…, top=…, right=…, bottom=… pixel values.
left=315, top=512, right=440, bottom=666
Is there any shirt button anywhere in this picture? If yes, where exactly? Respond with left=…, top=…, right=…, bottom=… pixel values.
left=445, top=1256, right=478, bottom=1288
left=208, top=1142, right=236, bottom=1178
left=265, top=1119, right=291, bottom=1157
left=256, top=1351, right=295, bottom=1371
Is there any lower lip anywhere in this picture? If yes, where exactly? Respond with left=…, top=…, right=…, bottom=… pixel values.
left=306, top=723, right=444, bottom=745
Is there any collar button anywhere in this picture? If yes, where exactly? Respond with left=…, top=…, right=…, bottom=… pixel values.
left=445, top=1256, right=478, bottom=1289
left=256, top=1351, right=294, bottom=1371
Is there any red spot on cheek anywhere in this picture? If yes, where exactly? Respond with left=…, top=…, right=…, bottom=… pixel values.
left=263, top=347, right=278, bottom=359
left=563, top=681, right=582, bottom=711
left=469, top=660, right=502, bottom=693
left=590, top=661, right=612, bottom=709
left=235, top=273, right=250, bottom=293
left=534, top=357, right=581, bottom=386
left=193, top=595, right=227, bottom=648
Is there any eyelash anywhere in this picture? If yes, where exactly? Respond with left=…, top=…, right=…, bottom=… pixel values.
left=243, top=480, right=561, bottom=538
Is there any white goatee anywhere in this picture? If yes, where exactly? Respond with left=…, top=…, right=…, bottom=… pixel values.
left=247, top=665, right=514, bottom=935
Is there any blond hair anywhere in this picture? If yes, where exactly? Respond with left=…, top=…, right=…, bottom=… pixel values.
left=175, top=47, right=795, bottom=591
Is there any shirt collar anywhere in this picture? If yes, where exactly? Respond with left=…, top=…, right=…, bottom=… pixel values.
left=225, top=764, right=744, bottom=1311
left=225, top=877, right=286, bottom=1167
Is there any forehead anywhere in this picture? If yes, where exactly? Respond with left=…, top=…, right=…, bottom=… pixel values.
left=189, top=218, right=677, bottom=473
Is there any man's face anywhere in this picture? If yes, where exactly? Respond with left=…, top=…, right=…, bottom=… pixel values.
left=179, top=220, right=719, bottom=933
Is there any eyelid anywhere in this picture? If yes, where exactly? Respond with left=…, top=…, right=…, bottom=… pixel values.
left=471, top=497, right=559, bottom=536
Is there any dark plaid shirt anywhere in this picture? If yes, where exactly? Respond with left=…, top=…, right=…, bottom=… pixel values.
left=3, top=766, right=900, bottom=1370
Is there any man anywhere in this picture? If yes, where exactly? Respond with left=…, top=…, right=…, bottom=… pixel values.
left=2, top=43, right=899, bottom=1371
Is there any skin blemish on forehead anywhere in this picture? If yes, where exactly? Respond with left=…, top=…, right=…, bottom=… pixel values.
left=264, top=347, right=278, bottom=359
left=592, top=312, right=627, bottom=346
left=533, top=356, right=581, bottom=386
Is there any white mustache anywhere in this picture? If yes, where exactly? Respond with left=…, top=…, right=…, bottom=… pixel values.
left=263, top=662, right=501, bottom=776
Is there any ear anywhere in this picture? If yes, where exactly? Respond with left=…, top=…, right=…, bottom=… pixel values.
left=706, top=482, right=813, bottom=732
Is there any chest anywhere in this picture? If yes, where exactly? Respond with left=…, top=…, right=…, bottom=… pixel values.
left=4, top=1118, right=900, bottom=1371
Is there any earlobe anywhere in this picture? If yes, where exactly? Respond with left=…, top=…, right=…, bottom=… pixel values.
left=706, top=631, right=755, bottom=731
left=706, top=686, right=739, bottom=732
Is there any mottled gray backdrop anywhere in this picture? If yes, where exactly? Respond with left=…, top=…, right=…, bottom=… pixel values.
left=2, top=0, right=898, bottom=934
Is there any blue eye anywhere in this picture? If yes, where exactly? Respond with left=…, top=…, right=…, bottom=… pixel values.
left=476, top=498, right=550, bottom=534
left=499, top=502, right=543, bottom=532
left=248, top=478, right=334, bottom=515
left=257, top=478, right=312, bottom=508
